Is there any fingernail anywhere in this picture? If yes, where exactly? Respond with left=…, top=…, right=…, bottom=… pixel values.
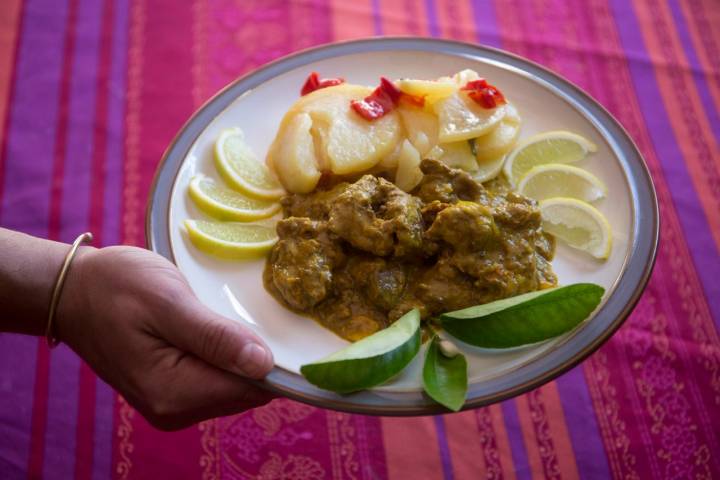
left=238, top=343, right=271, bottom=378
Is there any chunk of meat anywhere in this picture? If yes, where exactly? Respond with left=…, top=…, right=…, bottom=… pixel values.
left=413, top=159, right=486, bottom=204
left=347, top=257, right=408, bottom=312
left=426, top=201, right=498, bottom=252
left=268, top=218, right=343, bottom=310
left=327, top=175, right=424, bottom=256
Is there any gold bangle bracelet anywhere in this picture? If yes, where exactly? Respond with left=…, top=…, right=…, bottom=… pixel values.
left=45, top=232, right=93, bottom=348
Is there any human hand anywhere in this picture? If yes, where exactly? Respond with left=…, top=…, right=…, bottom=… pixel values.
left=55, top=245, right=275, bottom=430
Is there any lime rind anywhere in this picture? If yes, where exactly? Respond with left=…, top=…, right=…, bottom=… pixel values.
left=504, top=131, right=597, bottom=186
left=539, top=197, right=612, bottom=259
left=184, top=219, right=278, bottom=260
left=517, top=164, right=607, bottom=202
left=189, top=175, right=281, bottom=221
left=214, top=128, right=285, bottom=200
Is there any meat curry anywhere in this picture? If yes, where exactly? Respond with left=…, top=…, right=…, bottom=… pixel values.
left=264, top=159, right=557, bottom=341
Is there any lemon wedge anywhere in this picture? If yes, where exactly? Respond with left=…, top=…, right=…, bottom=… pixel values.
left=539, top=198, right=612, bottom=259
left=518, top=164, right=607, bottom=202
left=188, top=175, right=281, bottom=221
left=184, top=219, right=278, bottom=259
left=503, top=131, right=597, bottom=186
left=215, top=128, right=285, bottom=200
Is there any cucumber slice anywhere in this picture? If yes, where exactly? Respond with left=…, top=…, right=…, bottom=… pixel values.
left=300, top=309, right=421, bottom=393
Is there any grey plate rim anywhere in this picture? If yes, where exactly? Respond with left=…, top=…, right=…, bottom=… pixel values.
left=146, top=37, right=659, bottom=416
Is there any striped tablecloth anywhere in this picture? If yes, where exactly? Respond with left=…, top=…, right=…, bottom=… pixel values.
left=1, top=1, right=719, bottom=479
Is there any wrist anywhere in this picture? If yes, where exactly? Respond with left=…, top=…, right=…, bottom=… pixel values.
left=54, top=245, right=97, bottom=346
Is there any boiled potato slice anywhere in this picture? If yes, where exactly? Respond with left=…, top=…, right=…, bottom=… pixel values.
left=398, top=107, right=439, bottom=156
left=396, top=78, right=456, bottom=105
left=434, top=91, right=506, bottom=143
left=267, top=112, right=321, bottom=193
left=394, top=140, right=423, bottom=192
left=439, top=141, right=477, bottom=171
left=474, top=103, right=521, bottom=163
left=297, top=84, right=402, bottom=175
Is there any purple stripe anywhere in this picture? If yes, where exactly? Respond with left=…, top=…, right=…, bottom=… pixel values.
left=470, top=0, right=501, bottom=48
left=424, top=0, right=441, bottom=37
left=42, top=0, right=104, bottom=478
left=667, top=0, right=720, bottom=144
left=371, top=0, right=383, bottom=35
left=0, top=0, right=70, bottom=476
left=93, top=1, right=130, bottom=477
left=500, top=400, right=532, bottom=480
left=433, top=416, right=454, bottom=480
left=609, top=0, right=720, bottom=330
left=555, top=367, right=612, bottom=478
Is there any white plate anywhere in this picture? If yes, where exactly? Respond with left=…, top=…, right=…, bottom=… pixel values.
left=147, top=38, right=658, bottom=414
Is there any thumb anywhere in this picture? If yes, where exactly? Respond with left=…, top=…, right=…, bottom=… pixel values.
left=156, top=295, right=274, bottom=379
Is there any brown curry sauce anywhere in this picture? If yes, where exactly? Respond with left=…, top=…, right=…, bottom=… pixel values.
left=263, top=159, right=556, bottom=341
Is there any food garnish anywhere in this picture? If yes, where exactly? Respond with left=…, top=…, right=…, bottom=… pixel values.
left=350, top=77, right=425, bottom=121
left=188, top=174, right=281, bottom=221
left=461, top=78, right=507, bottom=109
left=422, top=335, right=468, bottom=411
left=440, top=283, right=604, bottom=348
left=184, top=220, right=278, bottom=259
left=538, top=198, right=613, bottom=259
left=503, top=130, right=597, bottom=187
left=518, top=164, right=607, bottom=202
left=215, top=128, right=285, bottom=200
left=300, top=309, right=421, bottom=393
left=300, top=72, right=345, bottom=96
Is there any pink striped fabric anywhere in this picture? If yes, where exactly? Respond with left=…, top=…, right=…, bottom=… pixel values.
left=1, top=0, right=719, bottom=478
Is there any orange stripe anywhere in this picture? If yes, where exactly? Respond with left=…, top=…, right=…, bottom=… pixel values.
left=514, top=395, right=545, bottom=480
left=539, top=382, right=580, bottom=479
left=631, top=0, right=720, bottom=249
left=677, top=0, right=720, bottom=116
left=378, top=0, right=430, bottom=36
left=488, top=404, right=517, bottom=480
left=0, top=0, right=22, bottom=149
left=329, top=0, right=374, bottom=41
left=434, top=0, right=477, bottom=43
left=444, top=411, right=487, bottom=477
left=381, top=417, right=445, bottom=478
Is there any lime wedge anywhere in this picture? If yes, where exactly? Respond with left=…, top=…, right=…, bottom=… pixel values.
left=214, top=128, right=285, bottom=200
left=300, top=309, right=421, bottom=393
left=503, top=131, right=597, bottom=186
left=188, top=175, right=280, bottom=221
left=517, top=164, right=607, bottom=202
left=539, top=197, right=612, bottom=259
left=184, top=219, right=277, bottom=260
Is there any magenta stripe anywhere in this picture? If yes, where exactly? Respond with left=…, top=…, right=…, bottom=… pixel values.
left=555, top=367, right=612, bottom=478
left=371, top=0, right=383, bottom=35
left=470, top=0, right=501, bottom=47
left=424, top=0, right=441, bottom=37
left=93, top=0, right=129, bottom=478
left=500, top=400, right=532, bottom=480
left=0, top=0, right=70, bottom=476
left=433, top=416, right=455, bottom=480
left=41, top=0, right=104, bottom=478
left=609, top=0, right=720, bottom=330
left=667, top=0, right=720, bottom=145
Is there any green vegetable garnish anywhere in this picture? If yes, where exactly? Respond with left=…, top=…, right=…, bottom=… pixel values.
left=422, top=336, right=468, bottom=411
left=300, top=309, right=421, bottom=393
left=440, top=283, right=604, bottom=348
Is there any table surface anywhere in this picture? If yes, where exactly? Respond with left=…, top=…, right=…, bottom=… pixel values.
left=1, top=0, right=719, bottom=479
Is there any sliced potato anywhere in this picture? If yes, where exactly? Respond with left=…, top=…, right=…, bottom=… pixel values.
left=397, top=78, right=456, bottom=104
left=267, top=112, right=321, bottom=193
left=394, top=140, right=423, bottom=192
left=474, top=104, right=521, bottom=163
left=398, top=107, right=439, bottom=156
left=434, top=91, right=506, bottom=143
left=439, top=141, right=477, bottom=171
left=298, top=84, right=402, bottom=175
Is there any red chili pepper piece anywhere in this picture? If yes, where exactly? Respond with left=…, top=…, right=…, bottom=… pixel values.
left=301, top=72, right=345, bottom=96
left=351, top=77, right=424, bottom=120
left=461, top=79, right=506, bottom=109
